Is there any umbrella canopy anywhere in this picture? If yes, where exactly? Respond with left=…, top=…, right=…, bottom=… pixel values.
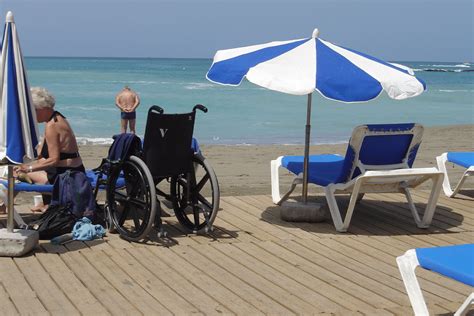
left=207, top=29, right=425, bottom=100
left=206, top=28, right=426, bottom=202
left=0, top=11, right=39, bottom=165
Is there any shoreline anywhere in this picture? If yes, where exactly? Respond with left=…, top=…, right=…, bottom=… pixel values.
left=75, top=123, right=474, bottom=147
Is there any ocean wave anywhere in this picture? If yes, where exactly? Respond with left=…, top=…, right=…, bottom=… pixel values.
left=184, top=82, right=216, bottom=90
left=76, top=137, right=114, bottom=145
left=428, top=64, right=471, bottom=68
left=438, top=89, right=473, bottom=93
left=415, top=68, right=474, bottom=73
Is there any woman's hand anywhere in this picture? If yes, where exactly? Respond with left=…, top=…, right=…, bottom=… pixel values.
left=13, top=164, right=31, bottom=176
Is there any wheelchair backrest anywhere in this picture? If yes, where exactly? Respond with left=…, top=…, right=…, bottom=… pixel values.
left=143, top=106, right=195, bottom=177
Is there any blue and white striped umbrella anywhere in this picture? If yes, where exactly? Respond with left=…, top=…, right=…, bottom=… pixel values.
left=207, top=28, right=425, bottom=100
left=207, top=29, right=426, bottom=202
left=0, top=11, right=39, bottom=165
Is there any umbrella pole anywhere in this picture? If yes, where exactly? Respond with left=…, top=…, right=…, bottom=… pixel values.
left=302, top=93, right=312, bottom=204
left=7, top=165, right=14, bottom=232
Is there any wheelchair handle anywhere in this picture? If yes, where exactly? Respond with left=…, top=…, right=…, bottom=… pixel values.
left=149, top=105, right=164, bottom=114
left=193, top=104, right=207, bottom=113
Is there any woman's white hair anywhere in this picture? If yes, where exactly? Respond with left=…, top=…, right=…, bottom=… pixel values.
left=30, top=87, right=55, bottom=109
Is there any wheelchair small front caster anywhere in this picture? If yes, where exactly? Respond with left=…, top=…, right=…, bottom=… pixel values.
left=204, top=225, right=214, bottom=233
left=157, top=227, right=168, bottom=238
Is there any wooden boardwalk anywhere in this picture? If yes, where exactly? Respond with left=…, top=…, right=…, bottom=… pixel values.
left=1, top=191, right=473, bottom=315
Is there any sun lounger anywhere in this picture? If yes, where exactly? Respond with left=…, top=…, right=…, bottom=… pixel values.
left=397, top=244, right=474, bottom=316
left=0, top=170, right=124, bottom=227
left=436, top=152, right=474, bottom=197
left=271, top=123, right=444, bottom=232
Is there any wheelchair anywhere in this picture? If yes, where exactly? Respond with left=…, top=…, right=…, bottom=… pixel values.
left=93, top=104, right=220, bottom=242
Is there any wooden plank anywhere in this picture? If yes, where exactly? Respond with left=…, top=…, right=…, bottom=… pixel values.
left=228, top=196, right=317, bottom=240
left=80, top=248, right=172, bottom=315
left=0, top=258, right=48, bottom=315
left=60, top=250, right=140, bottom=315
left=172, top=244, right=294, bottom=315
left=217, top=200, right=279, bottom=241
left=103, top=246, right=203, bottom=315
left=14, top=255, right=79, bottom=315
left=232, top=241, right=357, bottom=313
left=305, top=237, right=461, bottom=304
left=128, top=246, right=233, bottom=315
left=150, top=246, right=263, bottom=315
left=376, top=192, right=474, bottom=231
left=211, top=242, right=358, bottom=313
left=265, top=239, right=401, bottom=309
left=413, top=190, right=474, bottom=218
left=195, top=243, right=317, bottom=315
left=336, top=236, right=471, bottom=298
left=34, top=252, right=110, bottom=315
left=0, top=281, right=19, bottom=315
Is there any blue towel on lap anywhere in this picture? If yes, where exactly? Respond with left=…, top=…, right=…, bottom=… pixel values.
left=72, top=217, right=106, bottom=241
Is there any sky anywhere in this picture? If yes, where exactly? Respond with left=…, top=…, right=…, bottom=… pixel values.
left=0, top=0, right=472, bottom=61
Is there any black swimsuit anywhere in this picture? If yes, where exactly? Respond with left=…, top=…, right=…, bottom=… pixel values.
left=42, top=111, right=85, bottom=184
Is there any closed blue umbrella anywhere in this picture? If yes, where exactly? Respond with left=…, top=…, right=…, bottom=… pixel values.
left=207, top=28, right=426, bottom=202
left=0, top=11, right=39, bottom=231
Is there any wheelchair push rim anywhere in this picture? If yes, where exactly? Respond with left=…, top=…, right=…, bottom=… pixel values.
left=107, top=155, right=157, bottom=241
left=171, top=153, right=220, bottom=233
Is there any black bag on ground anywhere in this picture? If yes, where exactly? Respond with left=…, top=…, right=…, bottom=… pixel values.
left=30, top=204, right=77, bottom=240
left=30, top=170, right=96, bottom=239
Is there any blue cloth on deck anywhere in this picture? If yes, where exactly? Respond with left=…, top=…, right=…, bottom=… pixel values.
left=72, top=217, right=106, bottom=241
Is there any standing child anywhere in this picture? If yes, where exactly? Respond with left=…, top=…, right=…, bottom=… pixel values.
left=115, top=86, right=140, bottom=134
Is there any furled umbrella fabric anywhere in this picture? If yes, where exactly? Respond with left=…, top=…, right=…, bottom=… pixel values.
left=0, top=11, right=39, bottom=232
left=0, top=11, right=39, bottom=165
left=207, top=29, right=426, bottom=202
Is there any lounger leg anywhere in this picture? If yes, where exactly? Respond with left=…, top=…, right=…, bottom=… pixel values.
left=404, top=173, right=443, bottom=228
left=271, top=159, right=283, bottom=204
left=454, top=292, right=474, bottom=316
left=324, top=186, right=346, bottom=232
left=437, top=153, right=455, bottom=197
left=396, top=249, right=429, bottom=316
left=452, top=167, right=474, bottom=198
left=421, top=173, right=443, bottom=227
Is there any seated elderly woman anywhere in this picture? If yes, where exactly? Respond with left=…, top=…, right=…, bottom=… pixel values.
left=13, top=87, right=85, bottom=212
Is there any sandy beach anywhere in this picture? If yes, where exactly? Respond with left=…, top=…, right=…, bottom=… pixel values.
left=78, top=124, right=472, bottom=196
left=9, top=124, right=472, bottom=210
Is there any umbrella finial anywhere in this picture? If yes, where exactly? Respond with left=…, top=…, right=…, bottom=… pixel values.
left=312, top=28, right=319, bottom=38
left=6, top=11, right=14, bottom=23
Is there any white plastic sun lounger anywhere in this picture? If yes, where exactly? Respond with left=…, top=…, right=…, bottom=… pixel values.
left=436, top=152, right=474, bottom=197
left=397, top=244, right=474, bottom=316
left=271, top=123, right=444, bottom=232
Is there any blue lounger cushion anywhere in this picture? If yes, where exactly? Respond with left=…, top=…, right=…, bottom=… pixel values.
left=447, top=152, right=474, bottom=169
left=0, top=170, right=125, bottom=193
left=416, top=244, right=474, bottom=287
left=282, top=154, right=345, bottom=186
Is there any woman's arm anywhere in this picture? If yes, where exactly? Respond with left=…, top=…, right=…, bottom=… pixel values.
left=16, top=123, right=60, bottom=173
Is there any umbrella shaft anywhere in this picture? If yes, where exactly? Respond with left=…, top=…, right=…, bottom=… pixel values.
left=7, top=165, right=14, bottom=232
left=303, top=93, right=312, bottom=203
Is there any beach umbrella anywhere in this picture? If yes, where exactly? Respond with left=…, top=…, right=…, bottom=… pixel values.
left=207, top=28, right=426, bottom=203
left=0, top=11, right=39, bottom=232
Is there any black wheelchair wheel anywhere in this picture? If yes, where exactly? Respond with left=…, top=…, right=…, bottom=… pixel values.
left=107, top=155, right=157, bottom=241
left=170, top=153, right=220, bottom=233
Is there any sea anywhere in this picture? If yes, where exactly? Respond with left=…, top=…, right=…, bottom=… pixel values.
left=24, top=58, right=474, bottom=146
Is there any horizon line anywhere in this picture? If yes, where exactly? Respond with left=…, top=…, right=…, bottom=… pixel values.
left=24, top=56, right=473, bottom=63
